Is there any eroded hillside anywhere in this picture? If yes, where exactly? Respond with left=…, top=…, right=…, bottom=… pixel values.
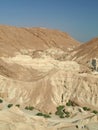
left=0, top=25, right=80, bottom=56
left=71, top=37, right=98, bottom=64
left=0, top=25, right=98, bottom=130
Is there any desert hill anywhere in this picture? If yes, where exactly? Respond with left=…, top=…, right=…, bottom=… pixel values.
left=0, top=25, right=80, bottom=56
left=0, top=25, right=98, bottom=130
left=71, top=37, right=98, bottom=64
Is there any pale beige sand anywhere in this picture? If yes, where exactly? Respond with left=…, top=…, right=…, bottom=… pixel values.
left=0, top=106, right=98, bottom=130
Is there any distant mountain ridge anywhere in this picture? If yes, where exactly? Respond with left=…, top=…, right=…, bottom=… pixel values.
left=71, top=37, right=98, bottom=64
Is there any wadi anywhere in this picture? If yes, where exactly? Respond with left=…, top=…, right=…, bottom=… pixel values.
left=0, top=25, right=98, bottom=130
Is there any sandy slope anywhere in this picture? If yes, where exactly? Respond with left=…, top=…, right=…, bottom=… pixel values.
left=0, top=25, right=80, bottom=57
left=71, top=37, right=98, bottom=64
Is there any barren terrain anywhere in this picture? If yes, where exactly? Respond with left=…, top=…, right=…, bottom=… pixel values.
left=0, top=25, right=98, bottom=130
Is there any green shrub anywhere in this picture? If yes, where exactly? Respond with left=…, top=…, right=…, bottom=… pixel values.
left=8, top=104, right=13, bottom=108
left=25, top=106, right=34, bottom=110
left=55, top=105, right=70, bottom=118
left=15, top=104, right=20, bottom=108
left=83, top=107, right=90, bottom=111
left=43, top=114, right=51, bottom=118
left=55, top=110, right=63, bottom=116
left=55, top=105, right=65, bottom=117
left=36, top=112, right=51, bottom=118
left=36, top=113, right=43, bottom=116
left=57, top=105, right=65, bottom=111
left=66, top=100, right=76, bottom=106
left=0, top=99, right=3, bottom=103
left=92, top=110, right=98, bottom=114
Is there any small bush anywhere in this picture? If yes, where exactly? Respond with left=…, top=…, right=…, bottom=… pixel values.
left=55, top=105, right=70, bottom=118
left=55, top=105, right=65, bottom=117
left=76, top=125, right=78, bottom=128
left=36, top=112, right=51, bottom=118
left=0, top=99, right=3, bottom=103
left=92, top=110, right=98, bottom=114
left=43, top=114, right=51, bottom=118
left=66, top=100, right=76, bottom=106
left=15, top=104, right=20, bottom=108
left=25, top=106, right=34, bottom=110
left=57, top=105, right=65, bottom=111
left=83, top=107, right=90, bottom=111
left=8, top=104, right=13, bottom=108
left=55, top=110, right=63, bottom=116
left=36, top=113, right=43, bottom=116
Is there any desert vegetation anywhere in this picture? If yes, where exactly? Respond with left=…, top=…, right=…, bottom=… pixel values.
left=25, top=106, right=34, bottom=111
left=36, top=112, right=51, bottom=118
left=83, top=107, right=91, bottom=111
left=7, top=104, right=13, bottom=108
left=92, top=110, right=98, bottom=114
left=55, top=105, right=70, bottom=118
left=66, top=100, right=77, bottom=106
left=0, top=99, right=3, bottom=103
left=15, top=104, right=20, bottom=107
